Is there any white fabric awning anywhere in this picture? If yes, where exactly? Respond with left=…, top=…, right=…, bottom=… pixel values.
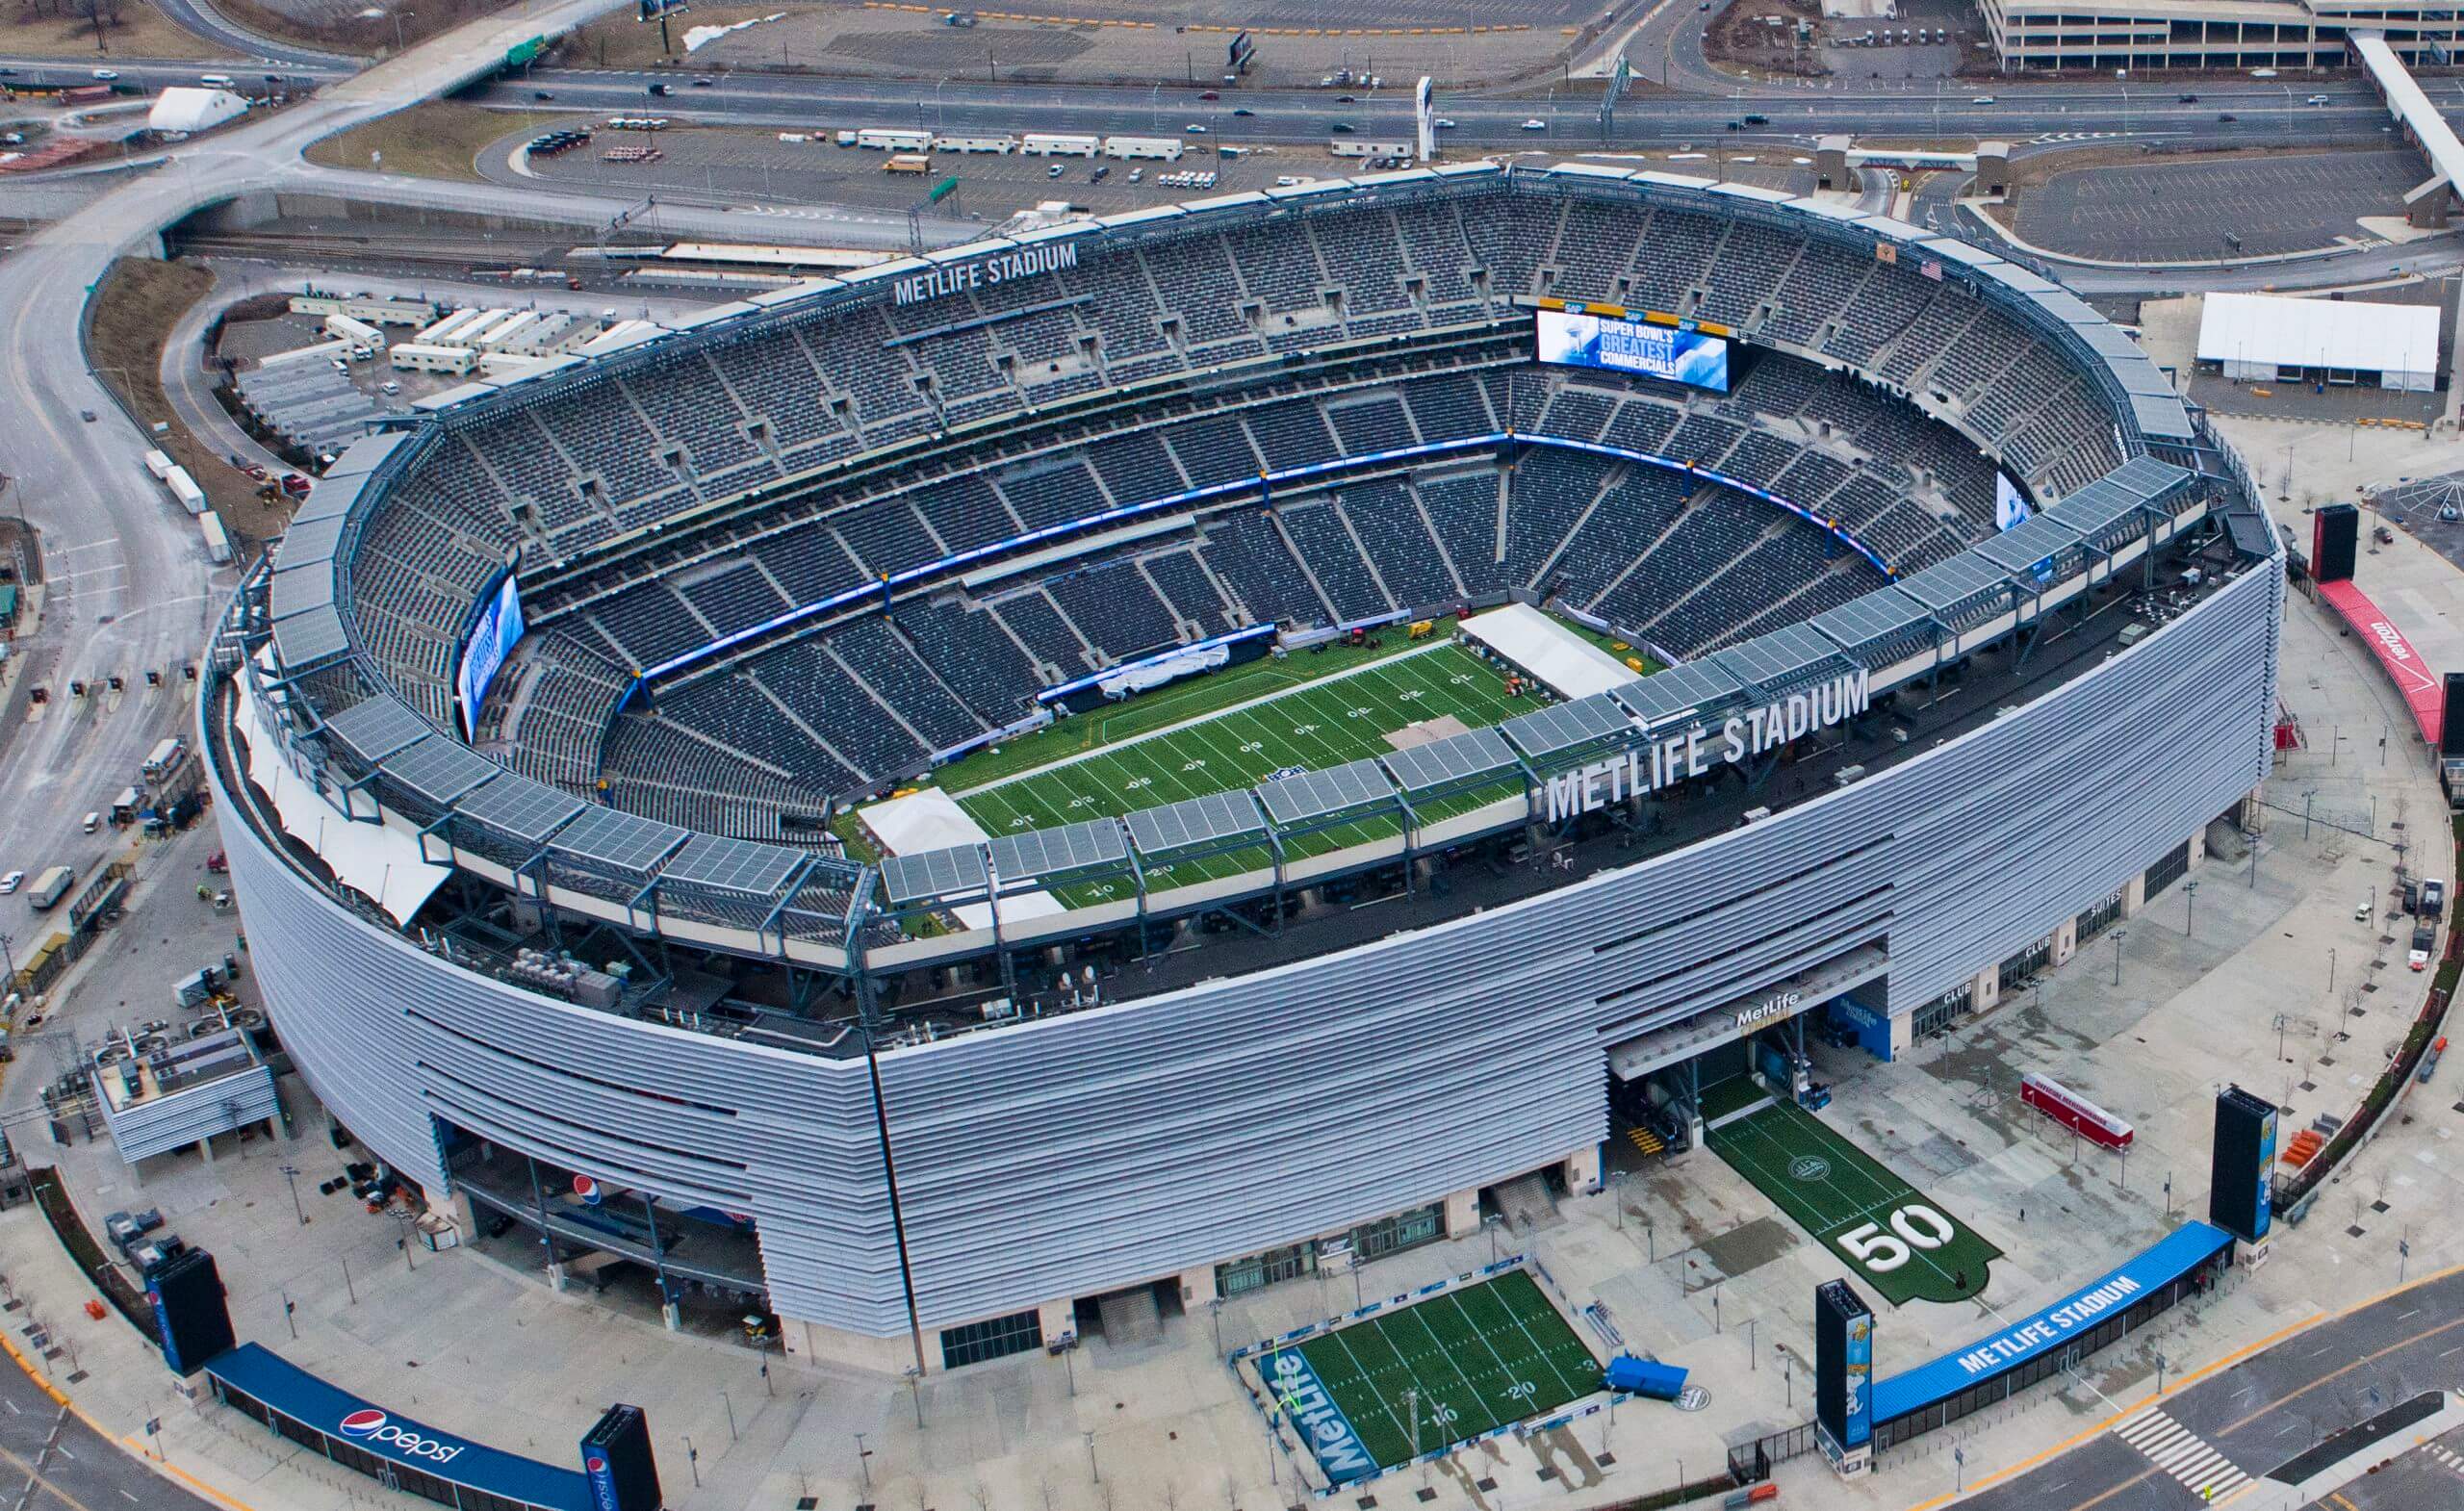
left=2197, top=291, right=2439, bottom=376
left=1459, top=602, right=1645, bottom=701
left=235, top=670, right=451, bottom=926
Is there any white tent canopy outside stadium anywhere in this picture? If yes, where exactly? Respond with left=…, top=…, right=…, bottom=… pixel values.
left=2196, top=291, right=2438, bottom=392
left=147, top=87, right=249, bottom=137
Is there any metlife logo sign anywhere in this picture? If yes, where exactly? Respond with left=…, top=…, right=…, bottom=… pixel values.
left=338, top=1408, right=467, bottom=1465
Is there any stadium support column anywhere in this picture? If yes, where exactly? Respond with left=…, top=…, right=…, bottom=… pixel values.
left=2120, top=872, right=2147, bottom=918
left=2052, top=916, right=2078, bottom=968
left=1967, top=965, right=2000, bottom=1015
left=1443, top=1188, right=1480, bottom=1240
left=1179, top=1266, right=1218, bottom=1309
left=2188, top=824, right=2208, bottom=866
left=1038, top=1297, right=1077, bottom=1349
left=1560, top=1143, right=1602, bottom=1196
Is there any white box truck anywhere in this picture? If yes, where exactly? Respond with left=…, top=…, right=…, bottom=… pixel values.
left=199, top=511, right=232, bottom=565
left=141, top=448, right=174, bottom=480
left=165, top=467, right=206, bottom=516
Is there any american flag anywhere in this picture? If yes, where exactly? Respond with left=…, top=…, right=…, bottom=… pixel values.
left=1920, top=259, right=1943, bottom=282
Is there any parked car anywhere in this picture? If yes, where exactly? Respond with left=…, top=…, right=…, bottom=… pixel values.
left=2411, top=924, right=2435, bottom=970
left=0, top=871, right=22, bottom=896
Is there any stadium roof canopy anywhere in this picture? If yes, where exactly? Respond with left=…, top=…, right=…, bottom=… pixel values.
left=2196, top=292, right=2439, bottom=383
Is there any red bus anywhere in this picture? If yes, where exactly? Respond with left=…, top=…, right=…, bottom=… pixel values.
left=2020, top=1071, right=2133, bottom=1150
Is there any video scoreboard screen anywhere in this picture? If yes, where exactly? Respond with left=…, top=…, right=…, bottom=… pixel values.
left=456, top=572, right=526, bottom=739
left=1534, top=308, right=1729, bottom=393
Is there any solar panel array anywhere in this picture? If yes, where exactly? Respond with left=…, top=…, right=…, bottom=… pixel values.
left=666, top=834, right=807, bottom=896
left=1379, top=727, right=1518, bottom=794
left=1125, top=791, right=1268, bottom=854
left=552, top=805, right=691, bottom=875
left=1255, top=757, right=1399, bottom=827
left=987, top=820, right=1127, bottom=882
left=455, top=773, right=587, bottom=844
left=323, top=696, right=431, bottom=767
left=382, top=736, right=498, bottom=807
left=880, top=846, right=989, bottom=907
left=1502, top=695, right=1634, bottom=760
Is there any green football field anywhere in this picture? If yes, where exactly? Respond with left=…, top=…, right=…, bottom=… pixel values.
left=1707, top=1098, right=2001, bottom=1307
left=1267, top=1269, right=1602, bottom=1482
left=952, top=642, right=1537, bottom=892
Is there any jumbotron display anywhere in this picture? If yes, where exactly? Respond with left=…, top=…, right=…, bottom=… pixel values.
left=211, top=163, right=2278, bottom=1377
left=1534, top=307, right=1730, bottom=391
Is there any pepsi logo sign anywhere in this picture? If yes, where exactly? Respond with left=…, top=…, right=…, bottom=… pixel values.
left=336, top=1409, right=466, bottom=1464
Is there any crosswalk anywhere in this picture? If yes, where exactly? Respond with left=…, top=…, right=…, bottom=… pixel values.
left=2426, top=1441, right=2464, bottom=1477
left=2112, top=1407, right=2250, bottom=1500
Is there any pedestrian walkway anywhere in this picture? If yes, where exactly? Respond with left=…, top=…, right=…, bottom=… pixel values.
left=2112, top=1405, right=2250, bottom=1499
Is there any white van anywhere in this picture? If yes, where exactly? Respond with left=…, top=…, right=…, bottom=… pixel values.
left=80, top=811, right=99, bottom=834
left=199, top=74, right=235, bottom=87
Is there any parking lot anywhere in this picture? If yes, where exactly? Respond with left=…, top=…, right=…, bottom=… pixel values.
left=2016, top=149, right=2422, bottom=261
left=495, top=119, right=1373, bottom=217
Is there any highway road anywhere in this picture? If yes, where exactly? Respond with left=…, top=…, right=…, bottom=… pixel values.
left=150, top=0, right=359, bottom=69
left=1952, top=1268, right=2464, bottom=1510
left=0, top=53, right=2441, bottom=152
left=0, top=1365, right=216, bottom=1511
left=466, top=69, right=2433, bottom=150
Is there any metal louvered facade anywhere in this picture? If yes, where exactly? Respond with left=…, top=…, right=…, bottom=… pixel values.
left=207, top=560, right=2278, bottom=1343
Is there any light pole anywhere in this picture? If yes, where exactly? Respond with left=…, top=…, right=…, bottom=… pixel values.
left=280, top=1165, right=306, bottom=1226
left=1085, top=1430, right=1099, bottom=1484
left=2112, top=928, right=2125, bottom=986
left=2184, top=879, right=2198, bottom=937
left=854, top=1431, right=872, bottom=1491
left=1483, top=1212, right=1502, bottom=1266
left=390, top=8, right=414, bottom=53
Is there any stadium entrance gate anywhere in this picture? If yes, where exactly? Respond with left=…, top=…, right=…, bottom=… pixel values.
left=1605, top=945, right=1887, bottom=1137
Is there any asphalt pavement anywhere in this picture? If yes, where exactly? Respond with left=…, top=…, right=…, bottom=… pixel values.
left=1958, top=1267, right=2464, bottom=1510
left=0, top=1350, right=217, bottom=1511
left=149, top=0, right=359, bottom=69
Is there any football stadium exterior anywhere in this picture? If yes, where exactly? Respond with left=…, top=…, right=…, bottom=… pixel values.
left=207, top=162, right=2281, bottom=1371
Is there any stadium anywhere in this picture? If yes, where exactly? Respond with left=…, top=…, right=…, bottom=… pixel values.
left=204, top=160, right=2282, bottom=1376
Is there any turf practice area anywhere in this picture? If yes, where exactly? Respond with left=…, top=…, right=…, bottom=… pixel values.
left=952, top=642, right=1536, bottom=890
left=1707, top=1098, right=2000, bottom=1307
left=1264, top=1269, right=1602, bottom=1483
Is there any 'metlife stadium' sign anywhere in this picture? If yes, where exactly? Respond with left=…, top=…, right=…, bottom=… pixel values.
left=893, top=243, right=1082, bottom=305
left=1543, top=668, right=1872, bottom=824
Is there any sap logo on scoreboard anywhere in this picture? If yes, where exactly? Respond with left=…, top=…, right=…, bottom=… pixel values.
left=1541, top=669, right=1872, bottom=824
left=893, top=243, right=1081, bottom=305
